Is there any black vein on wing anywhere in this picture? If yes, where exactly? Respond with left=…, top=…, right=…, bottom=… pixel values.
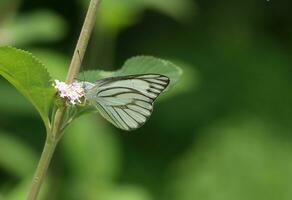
left=116, top=108, right=140, bottom=130
left=97, top=82, right=165, bottom=101
left=105, top=104, right=127, bottom=130
left=91, top=74, right=170, bottom=130
left=100, top=91, right=154, bottom=101
left=96, top=74, right=169, bottom=90
left=111, top=106, right=130, bottom=130
left=96, top=102, right=120, bottom=128
left=97, top=86, right=133, bottom=95
left=124, top=109, right=142, bottom=125
left=126, top=105, right=151, bottom=118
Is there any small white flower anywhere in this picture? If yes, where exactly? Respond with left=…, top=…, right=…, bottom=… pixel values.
left=53, top=80, right=85, bottom=105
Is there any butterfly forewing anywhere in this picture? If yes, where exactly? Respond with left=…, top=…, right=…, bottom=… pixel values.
left=84, top=74, right=170, bottom=131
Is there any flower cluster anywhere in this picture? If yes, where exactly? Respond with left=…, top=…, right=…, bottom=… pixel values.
left=53, top=80, right=85, bottom=105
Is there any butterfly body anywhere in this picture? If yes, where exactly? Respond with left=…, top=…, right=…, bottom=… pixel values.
left=82, top=74, right=170, bottom=131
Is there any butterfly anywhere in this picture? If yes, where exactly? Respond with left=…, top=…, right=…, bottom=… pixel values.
left=81, top=74, right=170, bottom=131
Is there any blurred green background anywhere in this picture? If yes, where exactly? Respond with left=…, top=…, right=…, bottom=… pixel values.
left=1, top=0, right=292, bottom=199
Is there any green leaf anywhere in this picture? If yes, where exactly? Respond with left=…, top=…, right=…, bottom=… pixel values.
left=62, top=115, right=121, bottom=180
left=166, top=118, right=292, bottom=200
left=116, top=56, right=182, bottom=88
left=0, top=11, right=66, bottom=46
left=0, top=46, right=55, bottom=128
left=80, top=0, right=195, bottom=34
left=5, top=178, right=50, bottom=200
left=95, top=0, right=140, bottom=33
left=31, top=49, right=69, bottom=80
left=0, top=83, right=37, bottom=115
left=79, top=70, right=113, bottom=82
left=134, top=0, right=196, bottom=21
left=158, top=60, right=199, bottom=101
left=98, top=185, right=153, bottom=200
left=77, top=56, right=182, bottom=117
left=0, top=131, right=37, bottom=177
left=81, top=56, right=183, bottom=89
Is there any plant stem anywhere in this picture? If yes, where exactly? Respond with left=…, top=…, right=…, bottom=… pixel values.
left=26, top=137, right=57, bottom=200
left=66, top=0, right=101, bottom=84
left=26, top=0, right=101, bottom=199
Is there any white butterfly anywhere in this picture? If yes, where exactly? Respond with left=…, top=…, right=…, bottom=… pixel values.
left=82, top=74, right=170, bottom=131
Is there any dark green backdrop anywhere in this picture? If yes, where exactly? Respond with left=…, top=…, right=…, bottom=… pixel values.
left=1, top=0, right=292, bottom=199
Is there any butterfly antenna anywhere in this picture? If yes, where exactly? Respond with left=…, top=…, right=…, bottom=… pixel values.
left=76, top=50, right=85, bottom=82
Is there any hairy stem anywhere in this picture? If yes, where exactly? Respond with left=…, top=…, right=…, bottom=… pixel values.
left=26, top=0, right=101, bottom=199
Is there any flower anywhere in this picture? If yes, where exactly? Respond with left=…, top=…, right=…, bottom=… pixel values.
left=53, top=80, right=85, bottom=105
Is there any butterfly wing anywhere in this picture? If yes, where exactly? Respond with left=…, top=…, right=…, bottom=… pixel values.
left=84, top=74, right=170, bottom=131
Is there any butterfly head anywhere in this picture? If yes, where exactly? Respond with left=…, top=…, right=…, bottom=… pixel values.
left=80, top=81, right=95, bottom=93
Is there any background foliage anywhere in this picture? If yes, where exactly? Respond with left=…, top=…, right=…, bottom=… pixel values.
left=1, top=0, right=292, bottom=199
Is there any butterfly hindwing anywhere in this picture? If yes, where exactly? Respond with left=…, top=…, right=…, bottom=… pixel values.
left=84, top=74, right=169, bottom=131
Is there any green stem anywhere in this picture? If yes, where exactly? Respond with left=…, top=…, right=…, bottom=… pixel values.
left=26, top=0, right=101, bottom=199
left=66, top=0, right=101, bottom=84
left=26, top=137, right=57, bottom=200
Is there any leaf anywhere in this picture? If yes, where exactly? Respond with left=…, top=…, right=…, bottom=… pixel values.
left=81, top=56, right=183, bottom=89
left=31, top=49, right=69, bottom=80
left=166, top=118, right=292, bottom=200
left=158, top=60, right=199, bottom=101
left=0, top=131, right=37, bottom=177
left=0, top=46, right=55, bottom=128
left=134, top=0, right=196, bottom=21
left=0, top=83, right=37, bottom=115
left=5, top=178, right=50, bottom=200
left=62, top=115, right=121, bottom=180
left=78, top=70, right=113, bottom=82
left=98, top=185, right=153, bottom=200
left=80, top=0, right=195, bottom=34
left=0, top=10, right=66, bottom=46
left=77, top=56, right=182, bottom=117
left=95, top=0, right=140, bottom=33
left=116, top=56, right=183, bottom=88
